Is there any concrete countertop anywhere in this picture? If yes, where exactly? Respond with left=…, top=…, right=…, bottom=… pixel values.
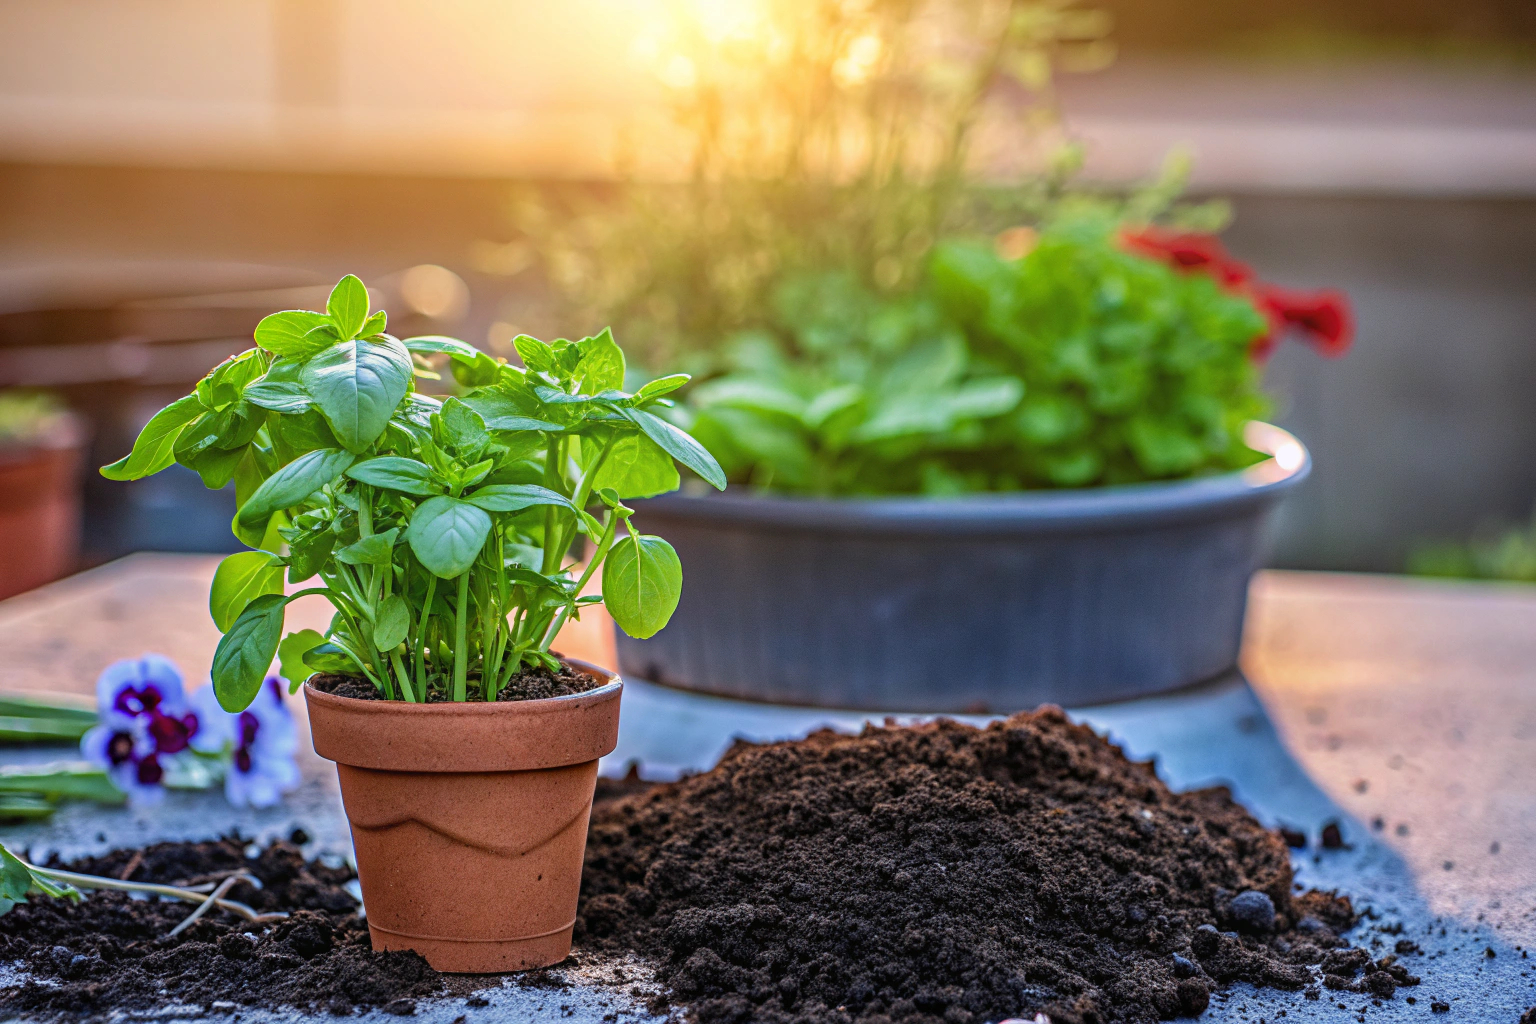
left=0, top=556, right=1532, bottom=1022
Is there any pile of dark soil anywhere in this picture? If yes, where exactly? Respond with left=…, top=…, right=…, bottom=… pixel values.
left=311, top=659, right=602, bottom=704
left=0, top=835, right=442, bottom=1017
left=577, top=708, right=1414, bottom=1024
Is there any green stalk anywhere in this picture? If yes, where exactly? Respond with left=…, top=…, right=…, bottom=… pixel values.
left=540, top=437, right=565, bottom=574
left=452, top=571, right=469, bottom=702
left=414, top=574, right=438, bottom=700
left=390, top=651, right=414, bottom=703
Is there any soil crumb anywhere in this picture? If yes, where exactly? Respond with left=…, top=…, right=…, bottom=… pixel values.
left=311, top=656, right=602, bottom=704
left=578, top=708, right=1404, bottom=1024
left=0, top=836, right=443, bottom=1017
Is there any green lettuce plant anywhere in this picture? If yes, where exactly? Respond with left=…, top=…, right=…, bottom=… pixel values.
left=101, top=275, right=724, bottom=711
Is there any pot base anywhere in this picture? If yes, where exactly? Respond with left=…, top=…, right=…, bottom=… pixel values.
left=366, top=921, right=573, bottom=974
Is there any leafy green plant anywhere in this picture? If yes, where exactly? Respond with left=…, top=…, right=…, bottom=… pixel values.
left=680, top=210, right=1270, bottom=494
left=1408, top=510, right=1536, bottom=583
left=102, top=276, right=724, bottom=711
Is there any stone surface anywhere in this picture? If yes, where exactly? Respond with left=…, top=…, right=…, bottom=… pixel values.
left=0, top=557, right=1533, bottom=1021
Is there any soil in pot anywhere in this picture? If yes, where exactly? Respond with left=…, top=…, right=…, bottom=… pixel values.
left=0, top=835, right=445, bottom=1017
left=310, top=660, right=603, bottom=703
left=577, top=708, right=1417, bottom=1024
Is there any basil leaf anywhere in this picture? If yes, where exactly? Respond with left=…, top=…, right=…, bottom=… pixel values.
left=186, top=443, right=246, bottom=490
left=634, top=373, right=691, bottom=404
left=254, top=311, right=339, bottom=358
left=602, top=534, right=683, bottom=639
left=345, top=456, right=439, bottom=495
left=100, top=394, right=203, bottom=481
left=301, top=336, right=413, bottom=453
left=237, top=448, right=355, bottom=526
left=361, top=310, right=387, bottom=337
left=302, top=642, right=359, bottom=676
left=209, top=550, right=285, bottom=632
left=438, top=397, right=489, bottom=451
left=327, top=274, right=371, bottom=339
left=212, top=593, right=289, bottom=712
left=513, top=334, right=554, bottom=373
left=624, top=408, right=727, bottom=490
left=277, top=629, right=326, bottom=691
left=244, top=380, right=313, bottom=413
left=286, top=528, right=335, bottom=583
left=463, top=484, right=574, bottom=513
left=406, top=496, right=492, bottom=578
left=373, top=594, right=410, bottom=651
left=461, top=391, right=563, bottom=433
left=593, top=432, right=679, bottom=499
left=404, top=335, right=480, bottom=359
left=335, top=527, right=399, bottom=566
left=575, top=327, right=626, bottom=393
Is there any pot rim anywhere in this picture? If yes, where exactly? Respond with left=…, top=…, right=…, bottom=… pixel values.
left=632, top=421, right=1309, bottom=535
left=302, top=657, right=620, bottom=717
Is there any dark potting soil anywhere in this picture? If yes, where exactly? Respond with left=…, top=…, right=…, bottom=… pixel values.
left=0, top=835, right=443, bottom=1017
left=576, top=709, right=1414, bottom=1024
left=310, top=658, right=602, bottom=704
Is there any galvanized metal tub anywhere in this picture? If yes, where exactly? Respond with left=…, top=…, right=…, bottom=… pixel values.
left=616, top=422, right=1310, bottom=712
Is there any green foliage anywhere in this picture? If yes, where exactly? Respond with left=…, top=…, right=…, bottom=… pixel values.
left=601, top=533, right=683, bottom=640
left=684, top=215, right=1268, bottom=494
left=101, top=276, right=724, bottom=709
left=1408, top=511, right=1536, bottom=583
left=0, top=842, right=80, bottom=914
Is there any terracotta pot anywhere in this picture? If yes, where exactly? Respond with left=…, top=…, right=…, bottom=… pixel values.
left=304, top=661, right=621, bottom=973
left=0, top=416, right=84, bottom=601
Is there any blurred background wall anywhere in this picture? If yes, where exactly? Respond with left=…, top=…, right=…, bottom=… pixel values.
left=0, top=0, right=1532, bottom=572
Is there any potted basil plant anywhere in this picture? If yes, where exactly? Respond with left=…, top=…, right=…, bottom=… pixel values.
left=100, top=274, right=724, bottom=972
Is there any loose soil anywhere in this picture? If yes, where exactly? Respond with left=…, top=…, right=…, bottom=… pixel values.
left=0, top=709, right=1409, bottom=1022
left=0, top=835, right=443, bottom=1017
left=310, top=658, right=602, bottom=704
left=577, top=709, right=1415, bottom=1024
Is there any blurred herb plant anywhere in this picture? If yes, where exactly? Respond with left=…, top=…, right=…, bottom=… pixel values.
left=101, top=276, right=724, bottom=711
left=511, top=0, right=1113, bottom=373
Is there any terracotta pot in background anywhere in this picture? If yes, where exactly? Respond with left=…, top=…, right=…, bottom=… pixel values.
left=0, top=416, right=84, bottom=601
left=304, top=661, right=622, bottom=973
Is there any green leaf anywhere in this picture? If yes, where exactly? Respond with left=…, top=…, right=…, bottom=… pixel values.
left=407, top=496, right=492, bottom=578
left=0, top=842, right=80, bottom=914
left=575, top=327, right=626, bottom=394
left=186, top=443, right=246, bottom=490
left=335, top=527, right=399, bottom=566
left=449, top=351, right=502, bottom=388
left=361, top=310, right=387, bottom=337
left=327, top=274, right=371, bottom=339
left=0, top=764, right=120, bottom=804
left=373, top=594, right=410, bottom=651
left=463, top=483, right=574, bottom=513
left=602, top=534, right=683, bottom=639
left=625, top=408, right=727, bottom=490
left=286, top=527, right=335, bottom=583
left=237, top=448, right=355, bottom=526
left=635, top=373, right=690, bottom=403
left=212, top=593, right=289, bottom=712
left=278, top=628, right=327, bottom=690
left=593, top=432, right=679, bottom=499
left=438, top=397, right=489, bottom=451
left=513, top=334, right=554, bottom=373
left=303, top=643, right=360, bottom=676
left=100, top=395, right=203, bottom=481
left=404, top=335, right=480, bottom=359
left=244, top=380, right=313, bottom=414
left=302, top=336, right=413, bottom=453
left=209, top=550, right=285, bottom=632
left=253, top=311, right=338, bottom=358
left=345, top=456, right=439, bottom=495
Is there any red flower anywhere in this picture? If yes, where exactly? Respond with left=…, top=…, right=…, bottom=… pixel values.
left=1254, top=286, right=1354, bottom=359
left=1118, top=226, right=1353, bottom=361
left=1118, top=227, right=1253, bottom=287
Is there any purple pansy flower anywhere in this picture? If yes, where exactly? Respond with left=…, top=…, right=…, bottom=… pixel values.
left=189, top=677, right=300, bottom=808
left=81, top=655, right=198, bottom=806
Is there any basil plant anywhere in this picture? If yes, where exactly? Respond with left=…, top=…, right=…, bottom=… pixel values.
left=102, top=275, right=725, bottom=711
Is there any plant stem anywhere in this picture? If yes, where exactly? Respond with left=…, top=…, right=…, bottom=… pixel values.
left=452, top=571, right=469, bottom=702
left=414, top=574, right=437, bottom=700
left=27, top=864, right=287, bottom=924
